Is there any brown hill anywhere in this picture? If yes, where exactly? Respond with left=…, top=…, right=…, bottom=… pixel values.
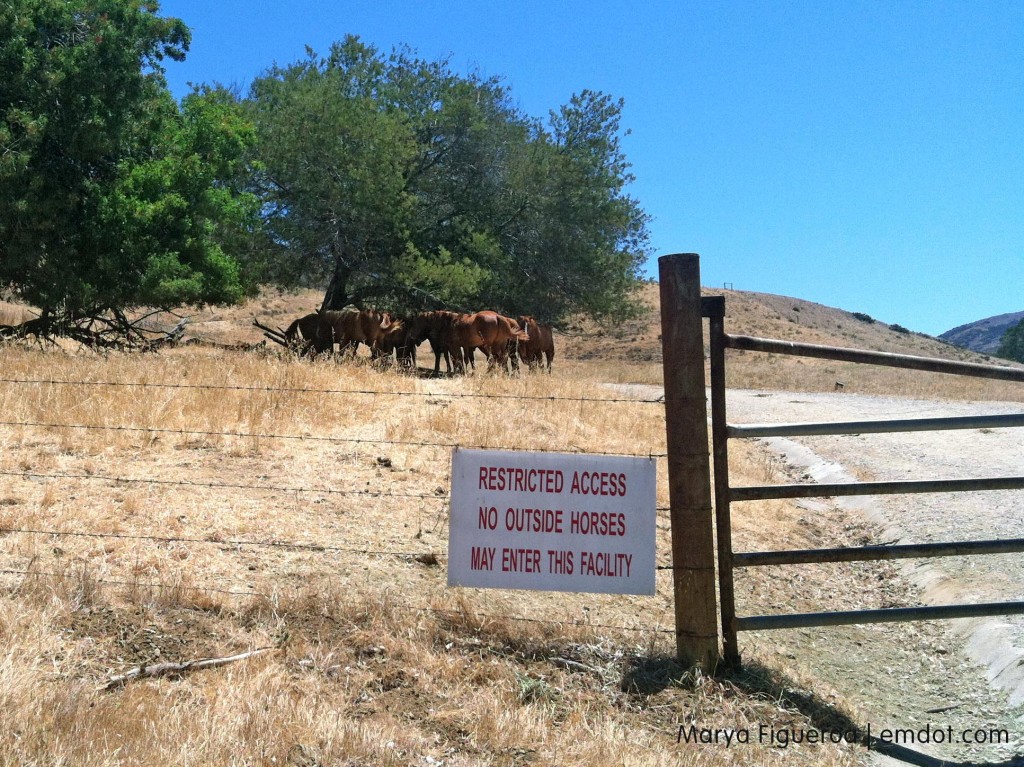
left=562, top=282, right=993, bottom=363
left=560, top=283, right=1024, bottom=400
left=939, top=310, right=1024, bottom=354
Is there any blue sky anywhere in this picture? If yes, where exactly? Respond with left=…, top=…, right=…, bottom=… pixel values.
left=158, top=1, right=1024, bottom=336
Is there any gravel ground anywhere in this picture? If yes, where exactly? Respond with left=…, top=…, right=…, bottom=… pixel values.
left=725, top=388, right=1024, bottom=766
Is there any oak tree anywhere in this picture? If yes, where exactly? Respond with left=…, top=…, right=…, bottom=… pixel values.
left=0, top=1, right=258, bottom=344
left=246, top=36, right=649, bottom=324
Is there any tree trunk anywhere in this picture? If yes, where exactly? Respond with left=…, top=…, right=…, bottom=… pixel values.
left=321, top=257, right=352, bottom=311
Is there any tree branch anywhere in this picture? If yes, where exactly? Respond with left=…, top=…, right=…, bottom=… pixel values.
left=100, top=647, right=279, bottom=691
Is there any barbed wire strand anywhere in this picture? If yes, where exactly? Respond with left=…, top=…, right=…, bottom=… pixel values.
left=1, top=469, right=674, bottom=515
left=0, top=377, right=664, bottom=405
left=0, top=567, right=266, bottom=599
left=0, top=524, right=435, bottom=559
left=0, top=419, right=669, bottom=458
left=0, top=522, right=676, bottom=563
left=0, top=567, right=673, bottom=635
left=0, top=469, right=451, bottom=501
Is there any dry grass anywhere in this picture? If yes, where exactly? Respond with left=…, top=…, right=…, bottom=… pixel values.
left=0, top=343, right=868, bottom=766
left=0, top=283, right=1016, bottom=765
left=0, top=301, right=32, bottom=327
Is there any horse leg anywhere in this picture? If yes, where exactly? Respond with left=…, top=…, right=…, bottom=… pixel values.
left=429, top=339, right=444, bottom=374
left=509, top=340, right=520, bottom=374
left=485, top=344, right=504, bottom=373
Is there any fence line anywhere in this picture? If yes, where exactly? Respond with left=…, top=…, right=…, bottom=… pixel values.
left=0, top=361, right=676, bottom=649
left=0, top=376, right=663, bottom=405
left=0, top=469, right=452, bottom=501
left=0, top=566, right=673, bottom=636
left=0, top=419, right=668, bottom=458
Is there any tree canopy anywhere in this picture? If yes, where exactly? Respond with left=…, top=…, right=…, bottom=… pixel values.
left=246, top=36, right=650, bottom=323
left=997, top=319, right=1024, bottom=364
left=0, top=0, right=258, bottom=342
left=2, top=8, right=650, bottom=341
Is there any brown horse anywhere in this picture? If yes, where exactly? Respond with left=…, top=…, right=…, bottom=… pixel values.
left=318, top=307, right=396, bottom=359
left=448, top=311, right=529, bottom=373
left=375, top=319, right=416, bottom=370
left=283, top=308, right=396, bottom=359
left=517, top=316, right=555, bottom=372
left=408, top=310, right=462, bottom=374
left=283, top=312, right=331, bottom=357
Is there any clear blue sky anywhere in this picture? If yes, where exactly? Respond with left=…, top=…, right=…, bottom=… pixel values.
left=158, top=0, right=1023, bottom=336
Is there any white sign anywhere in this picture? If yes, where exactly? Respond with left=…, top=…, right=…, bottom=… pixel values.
left=447, top=448, right=656, bottom=595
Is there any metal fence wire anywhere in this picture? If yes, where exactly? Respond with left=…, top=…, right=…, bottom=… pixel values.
left=702, top=294, right=1024, bottom=666
left=0, top=370, right=673, bottom=638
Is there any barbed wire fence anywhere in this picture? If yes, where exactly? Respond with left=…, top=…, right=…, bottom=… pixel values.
left=0, top=373, right=676, bottom=641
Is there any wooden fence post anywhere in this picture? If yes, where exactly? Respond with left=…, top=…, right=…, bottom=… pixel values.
left=659, top=253, right=720, bottom=671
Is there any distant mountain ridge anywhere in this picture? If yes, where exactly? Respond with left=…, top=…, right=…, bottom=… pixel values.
left=939, top=311, right=1024, bottom=354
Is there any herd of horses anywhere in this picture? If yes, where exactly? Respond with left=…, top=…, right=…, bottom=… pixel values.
left=282, top=308, right=555, bottom=374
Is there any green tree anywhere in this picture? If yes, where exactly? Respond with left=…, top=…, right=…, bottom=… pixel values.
left=490, top=90, right=650, bottom=321
left=245, top=36, right=649, bottom=323
left=104, top=85, right=259, bottom=309
left=0, top=1, right=257, bottom=342
left=247, top=38, right=418, bottom=310
left=997, top=318, right=1024, bottom=363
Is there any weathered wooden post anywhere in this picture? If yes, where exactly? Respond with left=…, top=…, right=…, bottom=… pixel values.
left=659, top=253, right=719, bottom=671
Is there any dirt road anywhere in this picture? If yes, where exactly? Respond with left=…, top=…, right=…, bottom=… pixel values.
left=726, top=389, right=1024, bottom=764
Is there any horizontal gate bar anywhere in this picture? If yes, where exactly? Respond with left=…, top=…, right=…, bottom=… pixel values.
left=725, top=334, right=1024, bottom=383
left=734, top=537, right=1024, bottom=567
left=731, top=476, right=1024, bottom=502
left=728, top=413, right=1024, bottom=439
left=736, top=601, right=1024, bottom=631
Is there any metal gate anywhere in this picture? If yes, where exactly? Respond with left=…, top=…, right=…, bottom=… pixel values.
left=658, top=253, right=1024, bottom=667
left=701, top=291, right=1024, bottom=666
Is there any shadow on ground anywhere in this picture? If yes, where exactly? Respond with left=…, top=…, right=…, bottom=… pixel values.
left=620, top=654, right=1024, bottom=767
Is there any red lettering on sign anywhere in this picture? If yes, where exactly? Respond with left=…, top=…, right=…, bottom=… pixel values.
left=547, top=549, right=574, bottom=575
left=504, top=507, right=564, bottom=533
left=569, top=510, right=626, bottom=536
left=569, top=471, right=627, bottom=496
left=478, top=466, right=565, bottom=493
left=579, top=551, right=633, bottom=577
left=470, top=546, right=496, bottom=570
left=501, top=547, right=542, bottom=573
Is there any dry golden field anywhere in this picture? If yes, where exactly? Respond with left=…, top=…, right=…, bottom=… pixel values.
left=0, top=285, right=1019, bottom=766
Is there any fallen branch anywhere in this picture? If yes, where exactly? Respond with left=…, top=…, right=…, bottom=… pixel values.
left=152, top=316, right=189, bottom=347
left=0, top=311, right=188, bottom=351
left=100, top=646, right=278, bottom=691
left=552, top=657, right=599, bottom=674
left=253, top=317, right=290, bottom=347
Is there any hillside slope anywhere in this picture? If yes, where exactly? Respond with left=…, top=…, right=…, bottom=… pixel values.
left=939, top=310, right=1024, bottom=354
left=565, top=282, right=1001, bottom=364
left=560, top=283, right=1024, bottom=400
left=2, top=283, right=1002, bottom=364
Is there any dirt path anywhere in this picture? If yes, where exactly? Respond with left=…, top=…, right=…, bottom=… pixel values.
left=728, top=389, right=1024, bottom=765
